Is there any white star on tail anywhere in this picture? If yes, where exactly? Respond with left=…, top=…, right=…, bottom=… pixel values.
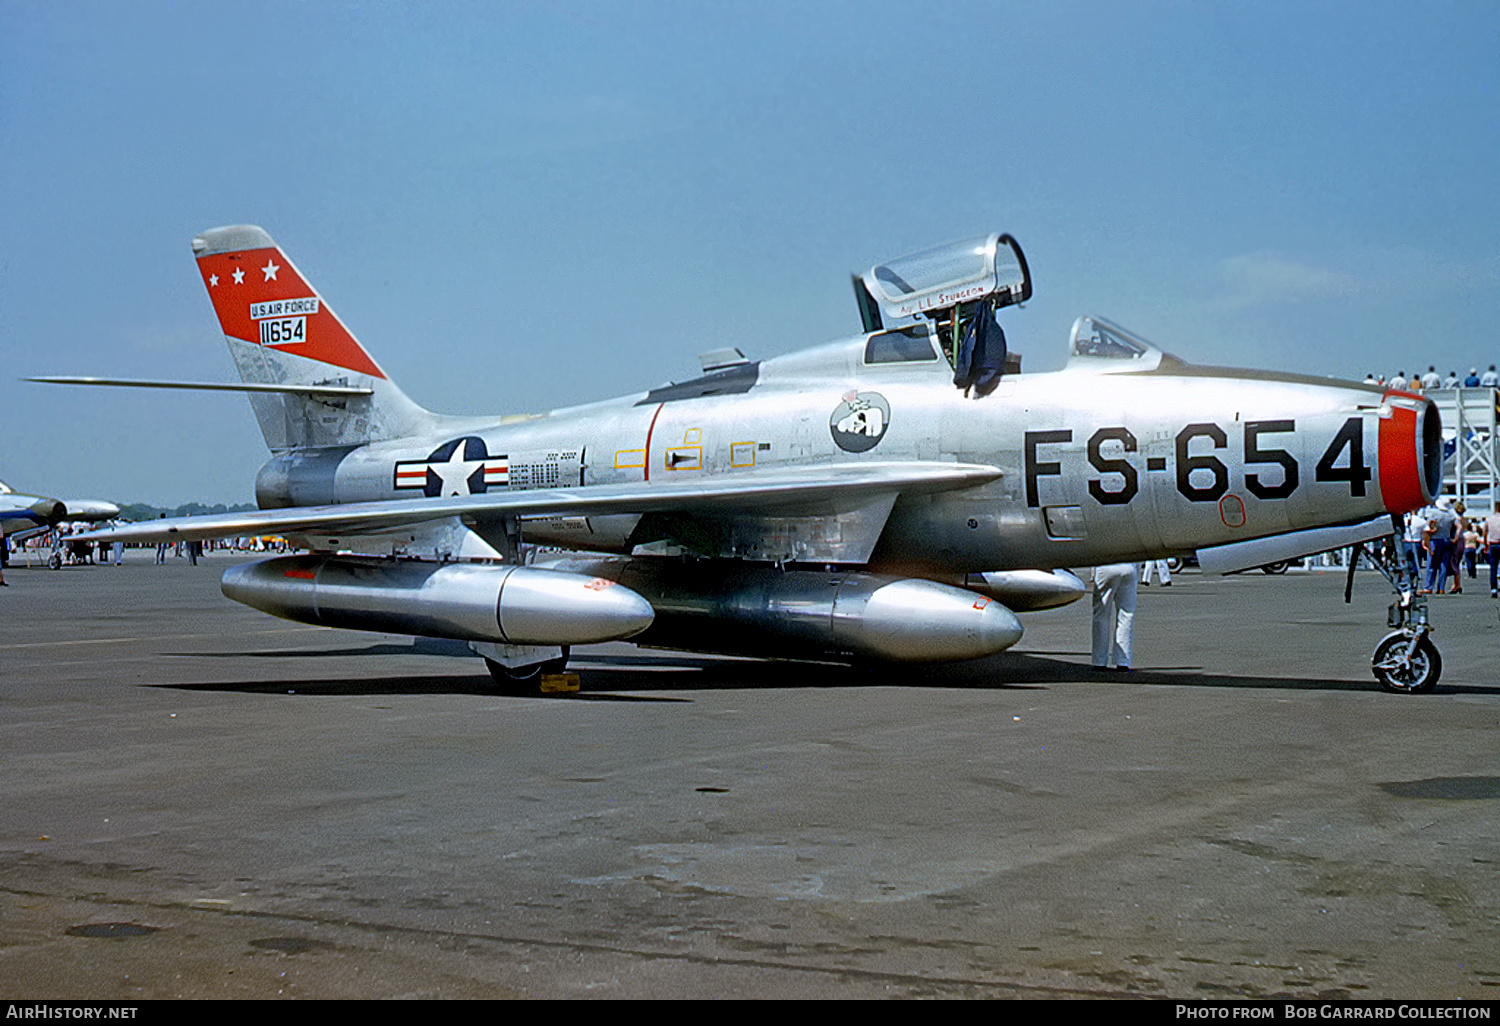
left=232, top=268, right=245, bottom=285
left=262, top=260, right=280, bottom=282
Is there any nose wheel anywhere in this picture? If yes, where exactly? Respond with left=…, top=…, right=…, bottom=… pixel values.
left=1371, top=631, right=1441, bottom=694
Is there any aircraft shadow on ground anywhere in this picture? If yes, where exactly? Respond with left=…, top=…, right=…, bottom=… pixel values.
left=145, top=645, right=1493, bottom=698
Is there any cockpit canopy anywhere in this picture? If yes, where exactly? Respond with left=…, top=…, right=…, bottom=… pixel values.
left=854, top=233, right=1031, bottom=331
left=849, top=236, right=1172, bottom=380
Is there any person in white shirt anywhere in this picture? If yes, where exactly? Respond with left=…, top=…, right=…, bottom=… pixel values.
left=1402, top=510, right=1427, bottom=582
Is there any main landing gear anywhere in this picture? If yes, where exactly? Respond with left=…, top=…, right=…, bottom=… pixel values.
left=1346, top=532, right=1440, bottom=694
left=482, top=647, right=571, bottom=695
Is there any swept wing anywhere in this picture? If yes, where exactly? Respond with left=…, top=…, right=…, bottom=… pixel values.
left=80, top=461, right=1000, bottom=544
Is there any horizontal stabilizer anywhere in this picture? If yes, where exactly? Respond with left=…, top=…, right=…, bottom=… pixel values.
left=1196, top=516, right=1394, bottom=575
left=28, top=376, right=373, bottom=397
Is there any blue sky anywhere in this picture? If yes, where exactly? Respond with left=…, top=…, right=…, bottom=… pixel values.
left=3, top=0, right=1497, bottom=505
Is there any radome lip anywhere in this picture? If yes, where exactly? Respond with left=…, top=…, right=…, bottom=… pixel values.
left=1377, top=391, right=1442, bottom=513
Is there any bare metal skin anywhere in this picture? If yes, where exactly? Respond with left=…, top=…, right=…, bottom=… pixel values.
left=60, top=228, right=1440, bottom=674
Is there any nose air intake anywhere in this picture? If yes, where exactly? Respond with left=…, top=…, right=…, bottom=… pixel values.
left=1379, top=393, right=1443, bottom=513
left=1419, top=400, right=1443, bottom=502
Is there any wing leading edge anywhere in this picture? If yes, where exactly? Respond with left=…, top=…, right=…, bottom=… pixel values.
left=79, top=462, right=1002, bottom=546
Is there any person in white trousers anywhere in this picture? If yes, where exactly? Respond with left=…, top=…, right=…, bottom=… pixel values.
left=1140, top=559, right=1171, bottom=586
left=1092, top=563, right=1138, bottom=670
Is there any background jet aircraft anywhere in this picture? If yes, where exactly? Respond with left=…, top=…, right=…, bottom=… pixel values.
left=61, top=226, right=1441, bottom=688
left=0, top=479, right=120, bottom=547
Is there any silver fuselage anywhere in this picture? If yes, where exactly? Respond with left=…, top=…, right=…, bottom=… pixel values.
left=252, top=330, right=1433, bottom=574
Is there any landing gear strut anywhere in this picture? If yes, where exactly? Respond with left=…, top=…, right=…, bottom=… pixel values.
left=1346, top=530, right=1440, bottom=694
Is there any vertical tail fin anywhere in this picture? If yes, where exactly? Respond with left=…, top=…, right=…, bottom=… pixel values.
left=192, top=225, right=436, bottom=451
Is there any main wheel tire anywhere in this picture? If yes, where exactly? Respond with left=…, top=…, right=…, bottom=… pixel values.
left=1372, top=633, right=1441, bottom=694
left=483, top=647, right=570, bottom=694
left=1260, top=560, right=1290, bottom=575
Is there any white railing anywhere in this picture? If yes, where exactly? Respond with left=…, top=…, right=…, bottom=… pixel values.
left=1424, top=387, right=1499, bottom=500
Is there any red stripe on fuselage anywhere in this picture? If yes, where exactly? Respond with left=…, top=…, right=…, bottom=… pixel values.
left=642, top=402, right=664, bottom=482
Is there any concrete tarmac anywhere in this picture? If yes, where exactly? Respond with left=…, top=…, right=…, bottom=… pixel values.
left=1, top=551, right=1498, bottom=999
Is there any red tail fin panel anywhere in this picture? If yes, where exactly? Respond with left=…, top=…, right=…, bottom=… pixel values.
left=195, top=237, right=386, bottom=380
left=191, top=225, right=439, bottom=450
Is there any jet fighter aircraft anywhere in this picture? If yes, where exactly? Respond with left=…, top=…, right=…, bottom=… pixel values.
left=55, top=226, right=1442, bottom=688
left=0, top=479, right=120, bottom=555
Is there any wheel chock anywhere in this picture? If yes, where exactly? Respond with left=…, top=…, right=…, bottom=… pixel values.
left=539, top=673, right=580, bottom=694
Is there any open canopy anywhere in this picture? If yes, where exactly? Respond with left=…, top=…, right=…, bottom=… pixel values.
left=857, top=233, right=1031, bottom=327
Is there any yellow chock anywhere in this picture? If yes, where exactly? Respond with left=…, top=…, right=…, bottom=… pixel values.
left=539, top=672, right=581, bottom=694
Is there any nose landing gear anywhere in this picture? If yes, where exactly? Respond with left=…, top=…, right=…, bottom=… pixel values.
left=1346, top=528, right=1441, bottom=694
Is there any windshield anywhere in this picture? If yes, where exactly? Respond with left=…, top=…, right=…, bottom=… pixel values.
left=1069, top=316, right=1153, bottom=360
